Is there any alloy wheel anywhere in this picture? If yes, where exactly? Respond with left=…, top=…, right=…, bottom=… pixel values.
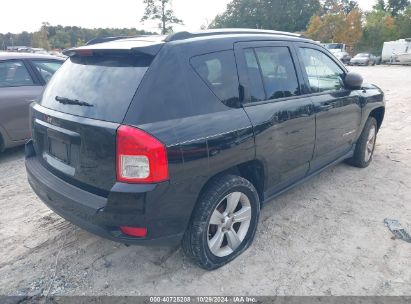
left=207, top=192, right=252, bottom=257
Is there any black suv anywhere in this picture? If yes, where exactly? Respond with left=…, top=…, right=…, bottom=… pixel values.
left=25, top=29, right=385, bottom=270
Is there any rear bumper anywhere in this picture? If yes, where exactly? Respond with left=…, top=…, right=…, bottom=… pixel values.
left=25, top=143, right=185, bottom=246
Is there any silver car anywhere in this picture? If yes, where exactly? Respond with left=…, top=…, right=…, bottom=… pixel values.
left=349, top=53, right=376, bottom=66
left=0, top=53, right=64, bottom=151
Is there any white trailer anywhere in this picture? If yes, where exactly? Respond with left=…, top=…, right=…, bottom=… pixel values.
left=381, top=39, right=411, bottom=63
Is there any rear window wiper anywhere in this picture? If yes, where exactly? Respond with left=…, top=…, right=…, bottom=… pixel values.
left=55, top=96, right=93, bottom=107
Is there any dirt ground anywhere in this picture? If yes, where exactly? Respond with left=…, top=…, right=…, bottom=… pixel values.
left=0, top=65, right=410, bottom=297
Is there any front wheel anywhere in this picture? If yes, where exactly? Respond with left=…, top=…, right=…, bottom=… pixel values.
left=347, top=117, right=378, bottom=168
left=182, top=175, right=260, bottom=270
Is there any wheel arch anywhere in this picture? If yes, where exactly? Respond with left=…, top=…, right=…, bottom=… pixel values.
left=369, top=107, right=385, bottom=131
left=196, top=159, right=265, bottom=209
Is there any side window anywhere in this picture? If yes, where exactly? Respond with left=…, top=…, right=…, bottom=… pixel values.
left=299, top=48, right=345, bottom=93
left=254, top=47, right=300, bottom=100
left=0, top=60, right=34, bottom=87
left=243, top=49, right=266, bottom=102
left=31, top=60, right=63, bottom=83
left=190, top=50, right=239, bottom=107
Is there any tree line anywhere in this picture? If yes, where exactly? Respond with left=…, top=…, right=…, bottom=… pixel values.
left=0, top=23, right=154, bottom=50
left=1, top=0, right=410, bottom=55
left=212, top=0, right=411, bottom=54
left=0, top=0, right=180, bottom=50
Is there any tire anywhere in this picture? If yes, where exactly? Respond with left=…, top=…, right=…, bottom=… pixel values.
left=346, top=117, right=378, bottom=168
left=182, top=174, right=260, bottom=270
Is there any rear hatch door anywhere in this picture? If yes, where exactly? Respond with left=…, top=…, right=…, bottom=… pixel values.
left=31, top=40, right=162, bottom=195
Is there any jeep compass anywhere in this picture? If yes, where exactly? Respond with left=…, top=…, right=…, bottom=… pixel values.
left=25, top=29, right=385, bottom=270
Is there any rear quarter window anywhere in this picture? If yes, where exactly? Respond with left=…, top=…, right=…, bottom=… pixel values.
left=190, top=50, right=239, bottom=107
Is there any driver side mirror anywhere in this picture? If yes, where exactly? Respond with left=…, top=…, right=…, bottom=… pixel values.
left=344, top=72, right=363, bottom=90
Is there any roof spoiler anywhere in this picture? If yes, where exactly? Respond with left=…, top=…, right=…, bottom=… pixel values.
left=63, top=43, right=163, bottom=57
left=86, top=35, right=151, bottom=46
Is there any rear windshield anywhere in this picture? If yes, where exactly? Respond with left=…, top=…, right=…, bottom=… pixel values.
left=40, top=52, right=152, bottom=122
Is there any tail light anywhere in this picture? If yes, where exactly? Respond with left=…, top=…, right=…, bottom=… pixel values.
left=120, top=226, right=147, bottom=237
left=116, top=125, right=169, bottom=183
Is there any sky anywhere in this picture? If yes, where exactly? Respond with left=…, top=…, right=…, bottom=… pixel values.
left=0, top=0, right=377, bottom=34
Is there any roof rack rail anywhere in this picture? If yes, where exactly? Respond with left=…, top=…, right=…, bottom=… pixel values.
left=86, top=35, right=150, bottom=46
left=165, top=29, right=301, bottom=42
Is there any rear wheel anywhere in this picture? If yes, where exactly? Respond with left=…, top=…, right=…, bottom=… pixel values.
left=347, top=117, right=378, bottom=168
left=183, top=175, right=260, bottom=270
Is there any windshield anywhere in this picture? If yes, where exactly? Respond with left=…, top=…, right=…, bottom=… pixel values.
left=356, top=53, right=369, bottom=58
left=40, top=52, right=152, bottom=123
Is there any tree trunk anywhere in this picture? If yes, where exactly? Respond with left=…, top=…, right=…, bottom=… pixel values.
left=162, top=0, right=166, bottom=34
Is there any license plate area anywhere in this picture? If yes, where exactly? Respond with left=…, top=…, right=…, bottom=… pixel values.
left=33, top=117, right=80, bottom=177
left=49, top=137, right=69, bottom=164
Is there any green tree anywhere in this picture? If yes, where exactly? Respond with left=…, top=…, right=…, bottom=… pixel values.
left=0, top=24, right=155, bottom=50
left=341, top=0, right=359, bottom=14
left=373, top=0, right=387, bottom=10
left=50, top=29, right=71, bottom=49
left=14, top=31, right=31, bottom=46
left=211, top=0, right=321, bottom=32
left=211, top=0, right=264, bottom=29
left=355, top=9, right=398, bottom=54
left=141, top=0, right=183, bottom=34
left=306, top=5, right=363, bottom=51
left=31, top=22, right=51, bottom=50
left=387, top=0, right=410, bottom=16
left=0, top=35, right=5, bottom=50
left=395, top=5, right=411, bottom=37
left=354, top=2, right=411, bottom=54
left=322, top=0, right=359, bottom=15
